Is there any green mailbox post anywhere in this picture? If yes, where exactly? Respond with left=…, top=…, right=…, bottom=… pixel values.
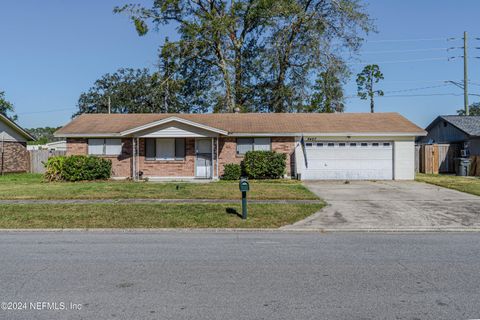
left=239, top=177, right=249, bottom=220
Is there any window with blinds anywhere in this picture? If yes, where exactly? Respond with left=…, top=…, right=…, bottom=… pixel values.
left=236, top=138, right=271, bottom=155
left=88, top=139, right=122, bottom=156
left=145, top=138, right=186, bottom=160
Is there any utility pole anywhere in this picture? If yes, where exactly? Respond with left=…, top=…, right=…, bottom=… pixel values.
left=107, top=96, right=111, bottom=114
left=464, top=31, right=469, bottom=116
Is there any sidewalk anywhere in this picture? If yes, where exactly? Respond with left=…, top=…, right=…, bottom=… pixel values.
left=0, top=199, right=322, bottom=205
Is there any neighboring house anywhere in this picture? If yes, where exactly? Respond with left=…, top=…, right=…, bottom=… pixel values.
left=418, top=115, right=480, bottom=156
left=0, top=114, right=36, bottom=174
left=27, top=140, right=67, bottom=151
left=55, top=112, right=426, bottom=180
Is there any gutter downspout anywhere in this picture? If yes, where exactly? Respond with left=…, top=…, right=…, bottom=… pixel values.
left=1, top=135, right=4, bottom=176
left=216, top=137, right=219, bottom=179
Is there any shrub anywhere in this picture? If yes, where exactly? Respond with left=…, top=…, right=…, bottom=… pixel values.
left=44, top=155, right=112, bottom=182
left=221, top=163, right=242, bottom=180
left=44, top=156, right=66, bottom=182
left=242, top=151, right=286, bottom=179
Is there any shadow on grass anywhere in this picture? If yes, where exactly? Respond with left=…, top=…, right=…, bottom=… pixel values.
left=226, top=207, right=242, bottom=219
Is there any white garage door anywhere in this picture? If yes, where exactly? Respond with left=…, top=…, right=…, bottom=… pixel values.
left=302, top=141, right=393, bottom=180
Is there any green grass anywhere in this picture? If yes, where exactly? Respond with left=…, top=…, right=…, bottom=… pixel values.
left=416, top=173, right=480, bottom=197
left=0, top=173, right=317, bottom=200
left=0, top=203, right=324, bottom=229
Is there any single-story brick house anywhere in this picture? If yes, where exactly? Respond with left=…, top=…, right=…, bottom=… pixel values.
left=0, top=114, right=36, bottom=174
left=55, top=112, right=426, bottom=180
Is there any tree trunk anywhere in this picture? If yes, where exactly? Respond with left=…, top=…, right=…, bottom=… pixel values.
left=370, top=71, right=374, bottom=113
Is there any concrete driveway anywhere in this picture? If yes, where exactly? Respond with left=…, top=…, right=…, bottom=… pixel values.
left=285, top=180, right=480, bottom=231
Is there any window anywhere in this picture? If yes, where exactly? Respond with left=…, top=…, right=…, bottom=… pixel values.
left=327, top=143, right=335, bottom=147
left=316, top=143, right=324, bottom=147
left=361, top=143, right=368, bottom=147
left=145, top=138, right=186, bottom=160
left=88, top=139, right=122, bottom=156
left=305, top=142, right=313, bottom=147
left=350, top=143, right=357, bottom=147
left=105, top=139, right=122, bottom=155
left=383, top=142, right=391, bottom=147
left=372, top=143, right=379, bottom=147
left=339, top=143, right=346, bottom=147
left=236, top=138, right=271, bottom=154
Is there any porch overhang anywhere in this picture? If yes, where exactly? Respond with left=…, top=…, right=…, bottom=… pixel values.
left=120, top=117, right=228, bottom=137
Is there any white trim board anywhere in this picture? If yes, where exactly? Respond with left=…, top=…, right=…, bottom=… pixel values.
left=121, top=117, right=228, bottom=136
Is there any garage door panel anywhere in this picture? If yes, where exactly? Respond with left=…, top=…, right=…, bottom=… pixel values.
left=303, top=142, right=393, bottom=180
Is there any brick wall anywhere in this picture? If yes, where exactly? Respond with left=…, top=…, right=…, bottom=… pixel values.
left=66, top=138, right=88, bottom=155
left=217, top=136, right=295, bottom=177
left=271, top=137, right=295, bottom=177
left=1, top=141, right=29, bottom=173
left=66, top=137, right=133, bottom=178
left=138, top=138, right=195, bottom=177
left=66, top=136, right=296, bottom=178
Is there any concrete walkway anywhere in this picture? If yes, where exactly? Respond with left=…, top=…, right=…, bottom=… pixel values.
left=284, top=180, right=480, bottom=231
left=0, top=198, right=321, bottom=205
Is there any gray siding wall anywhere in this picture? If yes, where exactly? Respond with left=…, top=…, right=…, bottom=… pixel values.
left=0, top=120, right=26, bottom=142
left=418, top=120, right=468, bottom=144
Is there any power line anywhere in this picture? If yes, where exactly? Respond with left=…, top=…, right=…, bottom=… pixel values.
left=17, top=107, right=76, bottom=115
left=350, top=57, right=447, bottom=65
left=367, top=37, right=449, bottom=43
left=345, top=93, right=463, bottom=99
left=360, top=47, right=451, bottom=54
left=380, top=79, right=454, bottom=84
left=382, top=84, right=450, bottom=94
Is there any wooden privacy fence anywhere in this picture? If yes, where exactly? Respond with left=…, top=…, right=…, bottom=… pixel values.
left=29, top=150, right=66, bottom=174
left=470, top=156, right=480, bottom=176
left=416, top=144, right=460, bottom=174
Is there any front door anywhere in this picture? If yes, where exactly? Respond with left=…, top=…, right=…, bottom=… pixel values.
left=196, top=138, right=212, bottom=178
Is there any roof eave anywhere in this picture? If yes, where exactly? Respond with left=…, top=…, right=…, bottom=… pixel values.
left=54, top=133, right=122, bottom=138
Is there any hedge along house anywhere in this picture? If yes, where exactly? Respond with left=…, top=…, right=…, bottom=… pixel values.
left=55, top=112, right=426, bottom=181
left=0, top=114, right=36, bottom=174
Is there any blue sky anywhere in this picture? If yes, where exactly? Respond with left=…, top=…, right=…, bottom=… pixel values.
left=1, top=0, right=479, bottom=129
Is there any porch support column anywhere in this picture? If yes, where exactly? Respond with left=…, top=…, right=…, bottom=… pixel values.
left=132, top=137, right=136, bottom=181
left=216, top=137, right=219, bottom=179
left=211, top=137, right=214, bottom=179
left=136, top=137, right=140, bottom=180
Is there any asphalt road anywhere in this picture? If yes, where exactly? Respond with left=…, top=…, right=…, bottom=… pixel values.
left=1, top=232, right=480, bottom=320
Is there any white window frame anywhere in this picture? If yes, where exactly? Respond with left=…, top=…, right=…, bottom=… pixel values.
left=88, top=138, right=122, bottom=156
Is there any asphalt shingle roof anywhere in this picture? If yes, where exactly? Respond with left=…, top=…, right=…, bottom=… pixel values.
left=440, top=115, right=480, bottom=137
left=55, top=112, right=426, bottom=136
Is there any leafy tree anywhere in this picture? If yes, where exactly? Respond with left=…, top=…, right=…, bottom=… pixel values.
left=457, top=102, right=480, bottom=116
left=356, top=64, right=384, bottom=113
left=74, top=67, right=191, bottom=116
left=306, top=64, right=346, bottom=113
left=115, top=0, right=373, bottom=113
left=0, top=91, right=17, bottom=121
left=263, top=0, right=372, bottom=113
left=26, top=127, right=62, bottom=145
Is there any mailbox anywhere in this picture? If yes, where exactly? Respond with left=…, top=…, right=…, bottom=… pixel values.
left=239, top=178, right=250, bottom=192
left=239, top=177, right=249, bottom=219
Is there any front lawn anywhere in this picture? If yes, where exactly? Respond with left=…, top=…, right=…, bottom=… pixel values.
left=0, top=203, right=323, bottom=229
left=416, top=173, right=480, bottom=197
left=0, top=173, right=317, bottom=200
